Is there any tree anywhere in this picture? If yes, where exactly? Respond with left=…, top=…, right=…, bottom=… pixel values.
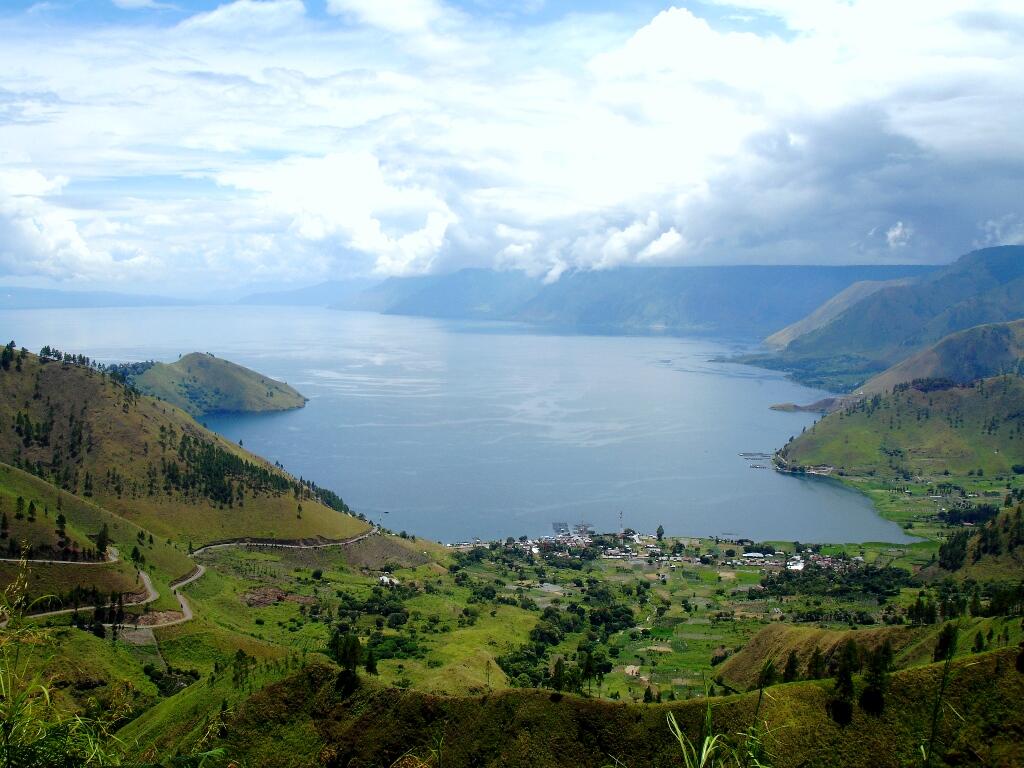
left=364, top=649, right=378, bottom=675
left=860, top=640, right=892, bottom=714
left=829, top=639, right=858, bottom=725
left=551, top=657, right=566, bottom=691
left=95, top=524, right=109, bottom=557
left=934, top=623, right=958, bottom=663
left=783, top=650, right=800, bottom=682
left=656, top=525, right=665, bottom=542
left=808, top=646, right=826, bottom=679
left=329, top=628, right=362, bottom=676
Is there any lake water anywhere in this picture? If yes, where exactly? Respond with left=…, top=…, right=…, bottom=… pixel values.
left=0, top=305, right=912, bottom=544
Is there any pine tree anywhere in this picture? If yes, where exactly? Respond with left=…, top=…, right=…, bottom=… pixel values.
left=95, top=524, right=109, bottom=556
left=364, top=649, right=378, bottom=675
left=783, top=649, right=800, bottom=682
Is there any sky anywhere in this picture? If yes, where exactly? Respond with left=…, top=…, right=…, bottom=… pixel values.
left=0, top=0, right=1022, bottom=296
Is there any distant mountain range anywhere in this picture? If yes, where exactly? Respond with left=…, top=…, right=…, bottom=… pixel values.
left=236, top=279, right=377, bottom=306
left=333, top=265, right=935, bottom=338
left=751, top=246, right=1024, bottom=391
left=0, top=286, right=191, bottom=309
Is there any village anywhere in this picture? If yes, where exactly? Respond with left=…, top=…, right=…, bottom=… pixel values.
left=447, top=522, right=878, bottom=579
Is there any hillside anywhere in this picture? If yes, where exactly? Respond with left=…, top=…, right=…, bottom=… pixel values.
left=779, top=375, right=1024, bottom=479
left=334, top=265, right=933, bottom=337
left=0, top=346, right=367, bottom=548
left=753, top=246, right=1024, bottom=390
left=205, top=649, right=1023, bottom=768
left=778, top=374, right=1024, bottom=570
left=765, top=278, right=917, bottom=349
left=860, top=319, right=1024, bottom=395
left=129, top=352, right=306, bottom=417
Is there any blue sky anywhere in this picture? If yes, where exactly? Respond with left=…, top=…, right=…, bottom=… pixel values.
left=0, top=0, right=1022, bottom=296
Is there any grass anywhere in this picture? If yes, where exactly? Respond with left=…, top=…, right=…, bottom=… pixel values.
left=0, top=353, right=370, bottom=548
left=209, top=645, right=1024, bottom=768
left=0, top=559, right=141, bottom=609
left=133, top=352, right=306, bottom=418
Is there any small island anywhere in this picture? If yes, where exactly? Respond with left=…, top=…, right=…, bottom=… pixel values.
left=120, top=351, right=307, bottom=417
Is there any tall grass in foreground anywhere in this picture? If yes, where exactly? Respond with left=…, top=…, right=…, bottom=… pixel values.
left=0, top=558, right=226, bottom=768
left=607, top=660, right=777, bottom=768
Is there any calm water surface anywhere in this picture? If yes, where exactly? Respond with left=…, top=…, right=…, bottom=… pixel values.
left=1, top=306, right=912, bottom=543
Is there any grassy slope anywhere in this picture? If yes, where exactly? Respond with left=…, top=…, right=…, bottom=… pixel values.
left=717, top=619, right=1023, bottom=691
left=0, top=463, right=191, bottom=610
left=860, top=319, right=1024, bottom=395
left=756, top=245, right=1024, bottom=391
left=27, top=626, right=161, bottom=719
left=133, top=352, right=306, bottom=417
left=765, top=278, right=917, bottom=349
left=780, top=376, right=1024, bottom=478
left=0, top=353, right=368, bottom=549
left=778, top=375, right=1024, bottom=571
left=213, top=648, right=1024, bottom=768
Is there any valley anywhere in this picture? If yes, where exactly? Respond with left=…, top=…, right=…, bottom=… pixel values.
left=2, top=288, right=1022, bottom=767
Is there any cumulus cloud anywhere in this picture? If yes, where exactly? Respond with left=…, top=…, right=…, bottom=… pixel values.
left=0, top=0, right=1022, bottom=292
left=218, top=152, right=457, bottom=275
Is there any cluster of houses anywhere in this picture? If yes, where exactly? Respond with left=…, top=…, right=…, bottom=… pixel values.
left=447, top=528, right=870, bottom=577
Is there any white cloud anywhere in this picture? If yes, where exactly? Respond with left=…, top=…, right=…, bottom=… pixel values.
left=177, top=0, right=306, bottom=33
left=0, top=0, right=1022, bottom=291
left=218, top=152, right=457, bottom=275
left=886, top=221, right=913, bottom=249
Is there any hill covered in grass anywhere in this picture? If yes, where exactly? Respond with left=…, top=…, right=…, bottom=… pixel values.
left=764, top=277, right=918, bottom=349
left=750, top=246, right=1024, bottom=390
left=860, top=319, right=1024, bottom=395
left=778, top=375, right=1024, bottom=479
left=124, top=352, right=306, bottom=418
left=205, top=647, right=1024, bottom=768
left=0, top=346, right=366, bottom=548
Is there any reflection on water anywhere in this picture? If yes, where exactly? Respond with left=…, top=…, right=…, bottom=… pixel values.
left=0, top=305, right=914, bottom=544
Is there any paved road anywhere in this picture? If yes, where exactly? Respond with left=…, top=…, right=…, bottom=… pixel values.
left=13, top=526, right=377, bottom=629
left=191, top=527, right=378, bottom=555
left=0, top=545, right=121, bottom=565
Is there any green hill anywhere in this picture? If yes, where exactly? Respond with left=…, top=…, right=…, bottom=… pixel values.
left=753, top=245, right=1024, bottom=390
left=777, top=374, right=1024, bottom=566
left=860, top=319, right=1024, bottom=395
left=128, top=352, right=306, bottom=418
left=765, top=277, right=917, bottom=349
left=778, top=375, right=1024, bottom=479
left=0, top=347, right=366, bottom=550
left=194, top=648, right=1023, bottom=768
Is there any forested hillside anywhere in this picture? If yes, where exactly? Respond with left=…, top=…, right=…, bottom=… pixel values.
left=0, top=344, right=365, bottom=546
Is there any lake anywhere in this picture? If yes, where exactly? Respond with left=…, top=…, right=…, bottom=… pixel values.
left=0, top=305, right=913, bottom=544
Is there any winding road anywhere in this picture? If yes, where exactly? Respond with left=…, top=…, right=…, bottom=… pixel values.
left=11, top=527, right=378, bottom=630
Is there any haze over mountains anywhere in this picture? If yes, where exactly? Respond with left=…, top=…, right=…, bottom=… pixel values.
left=328, top=264, right=934, bottom=338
